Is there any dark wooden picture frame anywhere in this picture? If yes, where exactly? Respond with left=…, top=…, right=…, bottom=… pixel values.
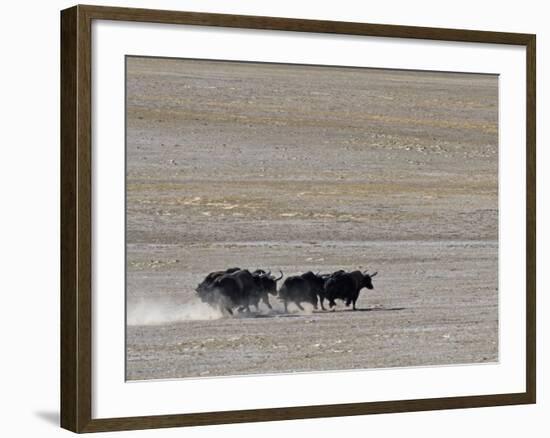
left=61, top=4, right=536, bottom=433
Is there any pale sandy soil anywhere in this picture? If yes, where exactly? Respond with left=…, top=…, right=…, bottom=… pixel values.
left=125, top=57, right=498, bottom=381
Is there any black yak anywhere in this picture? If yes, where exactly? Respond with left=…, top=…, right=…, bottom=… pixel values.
left=318, top=270, right=346, bottom=310
left=324, top=270, right=378, bottom=310
left=195, top=268, right=282, bottom=314
left=250, top=270, right=283, bottom=310
left=195, top=267, right=241, bottom=294
left=203, top=269, right=257, bottom=314
left=278, top=271, right=324, bottom=312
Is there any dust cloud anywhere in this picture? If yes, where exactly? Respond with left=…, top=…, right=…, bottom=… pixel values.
left=127, top=295, right=222, bottom=326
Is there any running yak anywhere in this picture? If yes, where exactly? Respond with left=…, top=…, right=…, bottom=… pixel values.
left=324, top=270, right=378, bottom=310
left=250, top=269, right=283, bottom=310
left=278, top=271, right=325, bottom=312
left=317, top=269, right=345, bottom=310
left=195, top=267, right=241, bottom=294
left=196, top=268, right=282, bottom=315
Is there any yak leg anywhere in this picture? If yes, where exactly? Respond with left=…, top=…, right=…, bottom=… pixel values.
left=329, top=299, right=336, bottom=311
left=311, top=295, right=318, bottom=310
left=295, top=301, right=305, bottom=311
left=263, top=294, right=273, bottom=310
left=352, top=291, right=360, bottom=310
left=320, top=296, right=326, bottom=311
left=236, top=305, right=251, bottom=313
left=218, top=301, right=233, bottom=316
left=283, top=299, right=288, bottom=313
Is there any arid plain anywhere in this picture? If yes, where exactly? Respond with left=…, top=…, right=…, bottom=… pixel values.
left=125, top=57, right=498, bottom=380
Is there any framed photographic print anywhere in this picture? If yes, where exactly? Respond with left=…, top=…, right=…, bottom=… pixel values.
left=60, top=4, right=536, bottom=433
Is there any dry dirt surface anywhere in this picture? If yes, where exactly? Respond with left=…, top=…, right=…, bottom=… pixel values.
left=125, top=57, right=498, bottom=381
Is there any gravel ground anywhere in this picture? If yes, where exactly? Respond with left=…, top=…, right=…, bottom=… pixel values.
left=125, top=57, right=498, bottom=381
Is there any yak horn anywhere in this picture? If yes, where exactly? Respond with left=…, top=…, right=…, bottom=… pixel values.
left=371, top=271, right=378, bottom=277
left=274, top=270, right=284, bottom=281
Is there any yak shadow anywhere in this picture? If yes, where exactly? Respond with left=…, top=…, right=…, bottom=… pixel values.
left=233, top=307, right=405, bottom=318
left=337, top=307, right=406, bottom=313
left=235, top=311, right=304, bottom=319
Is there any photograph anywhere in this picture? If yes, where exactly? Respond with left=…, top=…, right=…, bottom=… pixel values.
left=125, top=56, right=499, bottom=381
left=53, top=2, right=537, bottom=433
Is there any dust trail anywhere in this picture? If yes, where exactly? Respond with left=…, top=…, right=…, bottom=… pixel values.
left=127, top=296, right=222, bottom=326
left=294, top=302, right=315, bottom=315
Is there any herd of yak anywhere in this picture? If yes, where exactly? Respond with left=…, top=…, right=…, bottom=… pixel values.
left=195, top=267, right=378, bottom=315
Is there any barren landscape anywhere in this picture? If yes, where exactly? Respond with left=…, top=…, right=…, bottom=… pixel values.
left=125, top=57, right=498, bottom=381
